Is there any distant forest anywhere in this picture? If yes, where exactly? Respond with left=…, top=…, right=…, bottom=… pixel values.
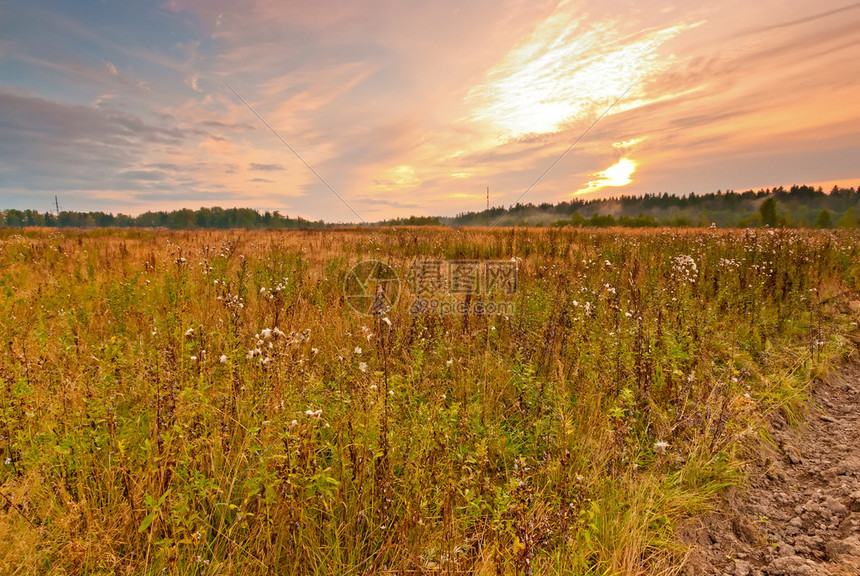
left=443, top=184, right=860, bottom=228
left=0, top=207, right=327, bottom=230
left=2, top=185, right=859, bottom=229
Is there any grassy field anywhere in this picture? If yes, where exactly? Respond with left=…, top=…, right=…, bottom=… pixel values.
left=0, top=227, right=858, bottom=575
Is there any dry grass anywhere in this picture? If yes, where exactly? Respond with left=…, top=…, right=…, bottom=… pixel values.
left=0, top=226, right=858, bottom=575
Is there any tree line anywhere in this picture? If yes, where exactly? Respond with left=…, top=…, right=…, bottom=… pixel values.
left=0, top=207, right=326, bottom=229
left=2, top=185, right=859, bottom=229
left=444, top=185, right=860, bottom=228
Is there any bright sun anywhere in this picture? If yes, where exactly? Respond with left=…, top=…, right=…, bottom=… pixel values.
left=577, top=158, right=637, bottom=195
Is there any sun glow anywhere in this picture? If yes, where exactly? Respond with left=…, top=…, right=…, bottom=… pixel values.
left=577, top=158, right=637, bottom=195
left=467, top=7, right=692, bottom=138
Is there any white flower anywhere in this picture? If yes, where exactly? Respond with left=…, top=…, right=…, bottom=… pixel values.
left=190, top=355, right=197, bottom=361
left=185, top=328, right=194, bottom=337
left=382, top=317, right=392, bottom=326
left=358, top=362, right=368, bottom=373
left=261, top=328, right=273, bottom=339
left=290, top=419, right=298, bottom=428
left=446, top=359, right=453, bottom=367
left=369, top=384, right=378, bottom=391
left=219, top=355, right=228, bottom=364
left=354, top=346, right=362, bottom=355
left=654, top=441, right=670, bottom=453
left=311, top=348, right=319, bottom=355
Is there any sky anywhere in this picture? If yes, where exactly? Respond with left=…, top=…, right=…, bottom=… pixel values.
left=1, top=0, right=859, bottom=221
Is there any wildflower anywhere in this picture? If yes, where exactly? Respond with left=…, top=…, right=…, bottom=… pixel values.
left=311, top=348, right=319, bottom=355
left=382, top=317, right=392, bottom=327
left=190, top=355, right=197, bottom=361
left=219, top=355, right=228, bottom=364
left=273, top=327, right=285, bottom=338
left=446, top=359, right=453, bottom=367
left=185, top=328, right=194, bottom=337
left=261, top=328, right=272, bottom=339
left=358, top=362, right=368, bottom=373
left=354, top=346, right=362, bottom=355
left=369, top=384, right=378, bottom=391
left=654, top=440, right=670, bottom=453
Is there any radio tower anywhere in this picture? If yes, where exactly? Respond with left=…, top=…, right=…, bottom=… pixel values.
left=486, top=186, right=489, bottom=211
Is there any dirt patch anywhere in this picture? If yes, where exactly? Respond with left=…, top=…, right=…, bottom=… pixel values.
left=682, top=361, right=860, bottom=576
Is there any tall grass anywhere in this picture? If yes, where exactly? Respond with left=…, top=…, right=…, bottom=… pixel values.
left=0, top=227, right=857, bottom=575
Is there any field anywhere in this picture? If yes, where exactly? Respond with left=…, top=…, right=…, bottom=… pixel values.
left=1, top=227, right=859, bottom=575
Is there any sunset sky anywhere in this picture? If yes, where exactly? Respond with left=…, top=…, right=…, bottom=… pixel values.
left=1, top=0, right=859, bottom=221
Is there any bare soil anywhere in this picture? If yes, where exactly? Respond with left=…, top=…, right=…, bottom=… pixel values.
left=682, top=361, right=860, bottom=576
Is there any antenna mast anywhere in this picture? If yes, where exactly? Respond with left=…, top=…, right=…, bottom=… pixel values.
left=486, top=186, right=489, bottom=211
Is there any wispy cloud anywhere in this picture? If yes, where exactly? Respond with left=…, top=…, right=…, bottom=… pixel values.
left=1, top=0, right=859, bottom=217
left=467, top=10, right=697, bottom=138
left=249, top=163, right=285, bottom=171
